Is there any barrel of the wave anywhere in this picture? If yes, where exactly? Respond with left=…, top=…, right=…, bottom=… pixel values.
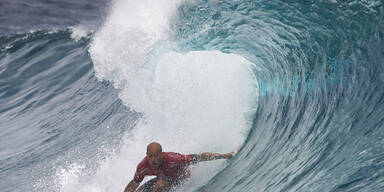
left=88, top=0, right=259, bottom=191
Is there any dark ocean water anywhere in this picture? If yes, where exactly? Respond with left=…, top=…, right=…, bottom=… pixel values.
left=0, top=0, right=108, bottom=34
left=1, top=0, right=384, bottom=192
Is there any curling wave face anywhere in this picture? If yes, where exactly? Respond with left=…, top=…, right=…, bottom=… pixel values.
left=88, top=0, right=258, bottom=191
left=1, top=0, right=384, bottom=192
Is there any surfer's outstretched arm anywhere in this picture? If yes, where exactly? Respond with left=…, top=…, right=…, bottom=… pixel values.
left=124, top=180, right=139, bottom=192
left=197, top=151, right=235, bottom=162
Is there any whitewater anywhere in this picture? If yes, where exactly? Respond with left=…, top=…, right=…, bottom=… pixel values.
left=1, top=0, right=384, bottom=192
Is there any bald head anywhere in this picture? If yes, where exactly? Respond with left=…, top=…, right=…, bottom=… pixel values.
left=147, top=142, right=162, bottom=153
left=146, top=142, right=163, bottom=169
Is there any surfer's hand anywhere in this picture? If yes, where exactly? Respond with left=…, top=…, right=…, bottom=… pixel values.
left=223, top=151, right=235, bottom=159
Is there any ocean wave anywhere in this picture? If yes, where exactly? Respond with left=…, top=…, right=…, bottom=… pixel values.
left=1, top=1, right=384, bottom=192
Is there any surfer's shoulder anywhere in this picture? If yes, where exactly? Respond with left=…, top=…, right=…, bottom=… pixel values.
left=137, top=156, right=149, bottom=169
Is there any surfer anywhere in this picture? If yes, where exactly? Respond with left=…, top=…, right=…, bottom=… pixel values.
left=123, top=142, right=235, bottom=192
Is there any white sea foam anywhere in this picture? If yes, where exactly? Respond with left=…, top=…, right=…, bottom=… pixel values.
left=57, top=0, right=259, bottom=191
left=69, top=25, right=90, bottom=41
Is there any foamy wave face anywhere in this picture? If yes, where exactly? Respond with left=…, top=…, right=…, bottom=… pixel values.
left=61, top=0, right=260, bottom=191
left=89, top=0, right=182, bottom=113
left=152, top=50, right=258, bottom=151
